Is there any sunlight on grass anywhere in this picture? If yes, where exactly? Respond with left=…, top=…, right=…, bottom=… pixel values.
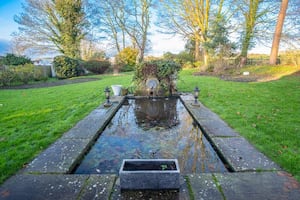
left=0, top=74, right=132, bottom=183
left=178, top=69, right=300, bottom=182
left=241, top=65, right=299, bottom=81
left=0, top=69, right=299, bottom=184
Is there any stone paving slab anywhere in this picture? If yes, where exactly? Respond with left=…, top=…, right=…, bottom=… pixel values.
left=62, top=98, right=124, bottom=140
left=182, top=99, right=239, bottom=138
left=111, top=176, right=190, bottom=200
left=214, top=171, right=300, bottom=200
left=79, top=175, right=116, bottom=200
left=0, top=174, right=116, bottom=200
left=2, top=95, right=300, bottom=200
left=187, top=172, right=300, bottom=200
left=24, top=139, right=91, bottom=174
left=212, top=137, right=280, bottom=172
left=196, top=118, right=240, bottom=138
left=188, top=173, right=223, bottom=200
left=0, top=174, right=87, bottom=200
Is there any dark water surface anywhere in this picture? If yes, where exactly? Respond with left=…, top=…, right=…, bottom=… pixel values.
left=74, top=98, right=227, bottom=174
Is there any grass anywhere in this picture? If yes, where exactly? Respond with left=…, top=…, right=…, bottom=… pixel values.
left=234, top=64, right=299, bottom=81
left=0, top=74, right=132, bottom=183
left=0, top=66, right=299, bottom=184
left=178, top=67, right=300, bottom=181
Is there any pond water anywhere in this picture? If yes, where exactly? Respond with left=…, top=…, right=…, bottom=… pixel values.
left=74, top=98, right=227, bottom=174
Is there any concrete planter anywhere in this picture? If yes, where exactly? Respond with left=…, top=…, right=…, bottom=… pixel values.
left=119, top=159, right=180, bottom=190
left=111, top=85, right=122, bottom=96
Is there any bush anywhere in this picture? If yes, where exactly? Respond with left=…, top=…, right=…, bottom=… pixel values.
left=53, top=56, right=83, bottom=79
left=115, top=47, right=138, bottom=72
left=1, top=54, right=32, bottom=66
left=182, top=61, right=195, bottom=69
left=0, top=64, right=49, bottom=86
left=0, top=70, right=17, bottom=86
left=134, top=59, right=181, bottom=95
left=33, top=67, right=48, bottom=81
left=84, top=60, right=110, bottom=74
left=14, top=64, right=35, bottom=84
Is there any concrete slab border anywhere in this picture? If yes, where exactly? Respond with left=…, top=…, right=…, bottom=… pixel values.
left=1, top=94, right=299, bottom=200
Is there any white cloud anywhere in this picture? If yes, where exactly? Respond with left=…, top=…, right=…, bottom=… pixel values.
left=148, top=33, right=186, bottom=56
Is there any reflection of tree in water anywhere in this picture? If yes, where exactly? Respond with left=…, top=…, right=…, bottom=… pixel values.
left=176, top=114, right=209, bottom=173
left=134, top=98, right=179, bottom=130
left=113, top=99, right=134, bottom=136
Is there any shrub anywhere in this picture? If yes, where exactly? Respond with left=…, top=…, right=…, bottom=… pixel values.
left=53, top=56, right=83, bottom=79
left=0, top=64, right=49, bottom=86
left=1, top=54, right=32, bottom=66
left=14, top=64, right=35, bottom=84
left=33, top=67, right=48, bottom=81
left=0, top=69, right=17, bottom=86
left=134, top=59, right=181, bottom=95
left=115, top=47, right=138, bottom=72
left=182, top=61, right=195, bottom=69
left=84, top=60, right=110, bottom=74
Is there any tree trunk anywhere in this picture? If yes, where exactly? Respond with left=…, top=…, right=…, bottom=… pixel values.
left=194, top=39, right=200, bottom=61
left=203, top=50, right=208, bottom=67
left=239, top=27, right=252, bottom=67
left=269, top=0, right=289, bottom=65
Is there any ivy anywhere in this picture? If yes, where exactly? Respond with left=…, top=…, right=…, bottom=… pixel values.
left=133, top=59, right=181, bottom=95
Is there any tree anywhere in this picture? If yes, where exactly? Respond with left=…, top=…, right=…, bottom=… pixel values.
left=269, top=0, right=289, bottom=65
left=204, top=14, right=236, bottom=60
left=115, top=0, right=152, bottom=63
left=159, top=0, right=231, bottom=66
left=14, top=0, right=88, bottom=58
left=235, top=0, right=274, bottom=67
left=239, top=0, right=261, bottom=66
left=87, top=0, right=127, bottom=53
left=159, top=0, right=211, bottom=64
left=88, top=0, right=152, bottom=63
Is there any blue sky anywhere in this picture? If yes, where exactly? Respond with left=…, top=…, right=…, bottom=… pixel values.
left=0, top=0, right=268, bottom=57
left=0, top=0, right=24, bottom=54
left=0, top=0, right=184, bottom=55
left=0, top=0, right=185, bottom=57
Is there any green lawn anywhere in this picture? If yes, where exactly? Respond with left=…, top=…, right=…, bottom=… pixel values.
left=0, top=74, right=132, bottom=183
left=178, top=69, right=300, bottom=181
left=0, top=69, right=299, bottom=184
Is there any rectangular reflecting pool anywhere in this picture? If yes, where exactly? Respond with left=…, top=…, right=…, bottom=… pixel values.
left=74, top=97, right=227, bottom=174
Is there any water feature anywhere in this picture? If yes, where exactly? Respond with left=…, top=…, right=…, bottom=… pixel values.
left=74, top=97, right=227, bottom=174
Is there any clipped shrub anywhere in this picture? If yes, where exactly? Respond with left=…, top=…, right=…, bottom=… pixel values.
left=84, top=60, right=110, bottom=74
left=53, top=56, right=83, bottom=79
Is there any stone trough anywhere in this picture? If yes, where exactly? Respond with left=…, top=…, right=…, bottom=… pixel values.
left=119, top=159, right=180, bottom=190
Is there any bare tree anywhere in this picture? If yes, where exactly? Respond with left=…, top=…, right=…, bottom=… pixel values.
left=88, top=0, right=152, bottom=63
left=158, top=0, right=211, bottom=64
left=87, top=0, right=127, bottom=53
left=116, top=0, right=152, bottom=63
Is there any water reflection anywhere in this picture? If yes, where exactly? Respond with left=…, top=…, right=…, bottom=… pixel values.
left=74, top=98, right=227, bottom=174
left=134, top=98, right=179, bottom=130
